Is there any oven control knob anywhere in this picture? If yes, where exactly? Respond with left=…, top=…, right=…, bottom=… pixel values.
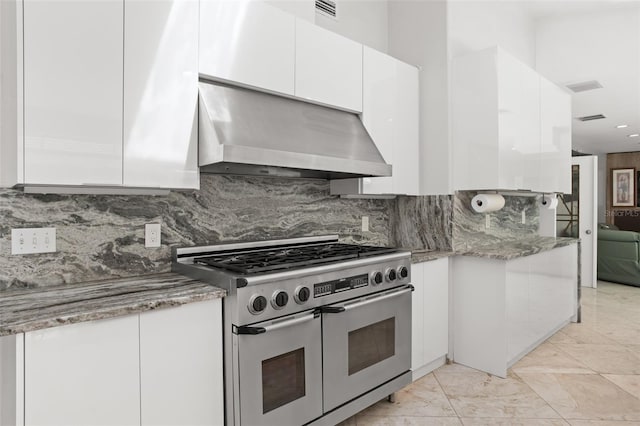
left=248, top=295, right=268, bottom=315
left=398, top=266, right=409, bottom=280
left=370, top=271, right=383, bottom=286
left=272, top=291, right=289, bottom=309
left=385, top=268, right=397, bottom=282
left=295, top=286, right=311, bottom=304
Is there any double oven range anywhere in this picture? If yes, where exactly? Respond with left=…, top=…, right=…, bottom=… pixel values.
left=173, top=235, right=413, bottom=426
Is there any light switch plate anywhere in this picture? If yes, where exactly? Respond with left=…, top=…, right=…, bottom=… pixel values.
left=145, top=223, right=161, bottom=248
left=11, top=228, right=56, bottom=255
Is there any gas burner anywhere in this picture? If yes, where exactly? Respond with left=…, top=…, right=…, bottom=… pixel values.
left=193, top=243, right=396, bottom=275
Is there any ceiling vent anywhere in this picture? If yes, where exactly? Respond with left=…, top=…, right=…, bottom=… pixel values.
left=316, top=0, right=337, bottom=19
left=566, top=80, right=603, bottom=93
left=577, top=114, right=606, bottom=122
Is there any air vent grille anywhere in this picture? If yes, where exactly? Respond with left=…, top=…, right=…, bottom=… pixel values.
left=316, top=0, right=337, bottom=18
left=577, top=114, right=606, bottom=122
left=566, top=80, right=603, bottom=93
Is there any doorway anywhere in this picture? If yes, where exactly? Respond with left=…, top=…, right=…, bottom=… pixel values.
left=557, top=156, right=598, bottom=288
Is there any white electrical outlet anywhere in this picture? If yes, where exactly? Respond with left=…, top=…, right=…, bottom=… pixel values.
left=11, top=228, right=56, bottom=255
left=361, top=216, right=369, bottom=232
left=145, top=223, right=161, bottom=248
left=485, top=214, right=491, bottom=229
left=522, top=210, right=526, bottom=224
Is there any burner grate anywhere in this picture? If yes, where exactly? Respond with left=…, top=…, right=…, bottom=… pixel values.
left=194, top=243, right=395, bottom=275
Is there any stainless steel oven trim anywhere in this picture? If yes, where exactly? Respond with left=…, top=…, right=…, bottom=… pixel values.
left=339, top=286, right=413, bottom=312
left=321, top=287, right=412, bottom=412
left=236, top=312, right=323, bottom=426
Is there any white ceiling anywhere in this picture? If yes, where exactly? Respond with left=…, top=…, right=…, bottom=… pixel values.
left=528, top=1, right=640, bottom=155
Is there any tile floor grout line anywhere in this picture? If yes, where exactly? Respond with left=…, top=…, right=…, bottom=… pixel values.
left=432, top=370, right=464, bottom=419
left=599, top=373, right=640, bottom=404
left=510, top=369, right=568, bottom=422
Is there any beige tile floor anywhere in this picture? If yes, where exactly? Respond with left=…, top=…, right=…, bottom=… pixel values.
left=342, top=281, right=640, bottom=426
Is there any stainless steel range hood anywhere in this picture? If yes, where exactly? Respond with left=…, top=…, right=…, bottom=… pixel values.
left=198, top=81, right=392, bottom=179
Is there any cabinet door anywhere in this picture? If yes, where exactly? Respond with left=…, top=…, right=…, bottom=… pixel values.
left=497, top=52, right=540, bottom=190
left=410, top=263, right=425, bottom=371
left=392, top=61, right=420, bottom=195
left=200, top=0, right=295, bottom=96
left=295, top=19, right=363, bottom=112
left=422, top=258, right=449, bottom=364
left=539, top=78, right=572, bottom=194
left=23, top=0, right=123, bottom=185
left=123, top=0, right=199, bottom=189
left=451, top=49, right=500, bottom=191
left=140, top=299, right=223, bottom=426
left=361, top=47, right=395, bottom=194
left=24, top=316, right=140, bottom=426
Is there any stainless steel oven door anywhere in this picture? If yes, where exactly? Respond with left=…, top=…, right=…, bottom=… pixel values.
left=321, top=285, right=412, bottom=412
left=236, top=311, right=323, bottom=426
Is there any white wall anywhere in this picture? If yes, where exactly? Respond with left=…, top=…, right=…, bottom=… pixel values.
left=267, top=0, right=389, bottom=52
left=447, top=1, right=537, bottom=67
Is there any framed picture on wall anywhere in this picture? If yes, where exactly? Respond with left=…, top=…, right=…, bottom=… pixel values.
left=612, top=168, right=635, bottom=207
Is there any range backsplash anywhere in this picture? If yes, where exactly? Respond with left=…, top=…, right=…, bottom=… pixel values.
left=0, top=175, right=391, bottom=290
left=452, top=191, right=540, bottom=251
left=390, top=195, right=454, bottom=251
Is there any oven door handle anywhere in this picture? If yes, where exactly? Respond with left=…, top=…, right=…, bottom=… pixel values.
left=328, top=285, right=414, bottom=313
left=235, top=312, right=318, bottom=335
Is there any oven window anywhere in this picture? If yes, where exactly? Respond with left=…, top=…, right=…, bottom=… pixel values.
left=348, top=317, right=395, bottom=375
left=262, top=348, right=306, bottom=414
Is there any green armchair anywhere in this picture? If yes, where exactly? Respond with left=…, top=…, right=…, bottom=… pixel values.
left=597, top=227, right=640, bottom=287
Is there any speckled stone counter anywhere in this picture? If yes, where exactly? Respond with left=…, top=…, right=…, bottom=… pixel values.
left=410, top=250, right=456, bottom=263
left=0, top=273, right=225, bottom=336
left=456, top=236, right=579, bottom=260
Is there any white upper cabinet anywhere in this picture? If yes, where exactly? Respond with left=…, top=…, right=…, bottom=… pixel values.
left=124, top=0, right=199, bottom=189
left=295, top=18, right=363, bottom=112
left=11, top=0, right=200, bottom=191
left=330, top=48, right=419, bottom=196
left=393, top=59, right=420, bottom=195
left=199, top=0, right=295, bottom=96
left=23, top=0, right=123, bottom=186
left=452, top=47, right=571, bottom=193
left=360, top=47, right=396, bottom=194
left=539, top=76, right=572, bottom=194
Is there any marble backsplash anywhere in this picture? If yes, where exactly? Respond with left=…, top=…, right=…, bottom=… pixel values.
left=0, top=175, right=391, bottom=290
left=390, top=195, right=453, bottom=251
left=452, top=191, right=540, bottom=251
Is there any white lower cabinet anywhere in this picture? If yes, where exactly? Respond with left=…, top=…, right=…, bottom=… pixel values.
left=25, top=316, right=141, bottom=426
left=411, top=258, right=449, bottom=380
left=1, top=299, right=223, bottom=426
left=451, top=245, right=578, bottom=378
left=139, top=300, right=224, bottom=426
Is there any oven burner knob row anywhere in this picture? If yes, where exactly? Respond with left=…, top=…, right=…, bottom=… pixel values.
left=370, top=271, right=384, bottom=286
left=385, top=268, right=397, bottom=282
left=248, top=295, right=268, bottom=315
left=294, top=286, right=311, bottom=304
left=397, top=266, right=409, bottom=279
left=272, top=290, right=289, bottom=309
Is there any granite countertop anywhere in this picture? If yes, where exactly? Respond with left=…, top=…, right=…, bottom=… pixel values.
left=410, top=250, right=456, bottom=263
left=456, top=236, right=579, bottom=261
left=0, top=273, right=225, bottom=337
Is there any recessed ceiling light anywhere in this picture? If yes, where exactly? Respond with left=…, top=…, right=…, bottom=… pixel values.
left=629, top=134, right=640, bottom=138
left=616, top=124, right=629, bottom=128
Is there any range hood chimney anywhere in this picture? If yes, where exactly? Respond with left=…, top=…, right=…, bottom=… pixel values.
left=198, top=80, right=391, bottom=180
